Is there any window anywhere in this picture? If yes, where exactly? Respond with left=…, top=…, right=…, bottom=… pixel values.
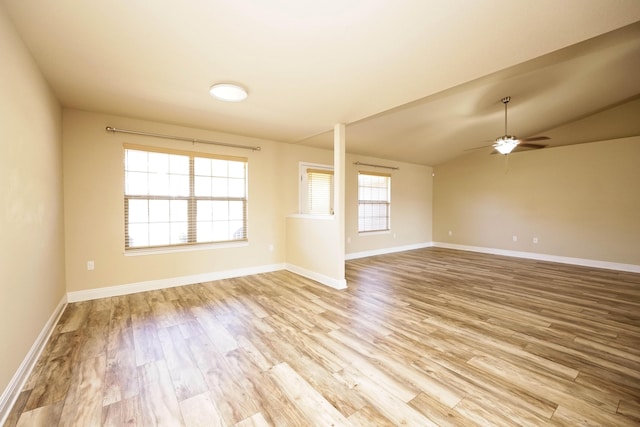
left=358, top=171, right=390, bottom=232
left=124, top=144, right=247, bottom=250
left=299, top=163, right=334, bottom=215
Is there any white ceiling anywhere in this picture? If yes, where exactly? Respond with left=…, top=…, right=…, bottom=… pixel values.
left=4, top=0, right=640, bottom=165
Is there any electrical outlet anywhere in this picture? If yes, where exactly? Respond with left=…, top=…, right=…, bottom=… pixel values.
left=533, top=237, right=539, bottom=244
left=448, top=230, right=453, bottom=236
left=268, top=244, right=274, bottom=252
left=87, top=260, right=95, bottom=270
left=512, top=235, right=518, bottom=242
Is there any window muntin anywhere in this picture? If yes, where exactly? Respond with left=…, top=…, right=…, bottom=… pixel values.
left=358, top=171, right=390, bottom=232
left=124, top=144, right=247, bottom=249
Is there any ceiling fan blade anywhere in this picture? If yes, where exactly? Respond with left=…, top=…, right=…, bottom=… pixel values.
left=513, top=143, right=546, bottom=151
left=485, top=97, right=551, bottom=155
left=519, top=136, right=550, bottom=142
left=518, top=142, right=547, bottom=149
left=464, top=144, right=493, bottom=152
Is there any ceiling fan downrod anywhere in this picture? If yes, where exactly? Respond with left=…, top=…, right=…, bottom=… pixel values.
left=502, top=96, right=511, bottom=137
left=492, top=96, right=519, bottom=155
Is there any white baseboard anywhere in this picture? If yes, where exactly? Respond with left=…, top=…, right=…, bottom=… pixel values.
left=0, top=295, right=67, bottom=426
left=345, top=242, right=433, bottom=261
left=67, top=263, right=286, bottom=302
left=285, top=263, right=348, bottom=290
left=432, top=242, right=640, bottom=273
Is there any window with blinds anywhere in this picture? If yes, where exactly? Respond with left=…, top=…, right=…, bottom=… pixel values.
left=358, top=171, right=391, bottom=232
left=299, top=163, right=334, bottom=215
left=124, top=144, right=248, bottom=250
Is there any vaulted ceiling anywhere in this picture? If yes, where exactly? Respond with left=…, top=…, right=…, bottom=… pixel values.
left=4, top=1, right=640, bottom=165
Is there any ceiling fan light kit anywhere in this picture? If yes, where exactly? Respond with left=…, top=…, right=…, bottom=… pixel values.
left=493, top=96, right=519, bottom=155
left=494, top=136, right=519, bottom=155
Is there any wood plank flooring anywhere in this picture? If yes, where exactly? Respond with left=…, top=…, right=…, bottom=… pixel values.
left=5, top=247, right=640, bottom=426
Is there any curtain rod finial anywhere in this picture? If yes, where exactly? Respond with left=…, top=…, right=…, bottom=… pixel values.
left=106, top=126, right=115, bottom=132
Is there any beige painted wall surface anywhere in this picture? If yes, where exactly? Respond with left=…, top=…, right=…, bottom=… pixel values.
left=278, top=143, right=334, bottom=215
left=278, top=143, right=433, bottom=268
left=0, top=5, right=65, bottom=396
left=284, top=125, right=348, bottom=285
left=345, top=154, right=433, bottom=255
left=433, top=137, right=640, bottom=265
left=276, top=138, right=340, bottom=282
left=63, top=109, right=286, bottom=292
left=286, top=216, right=342, bottom=279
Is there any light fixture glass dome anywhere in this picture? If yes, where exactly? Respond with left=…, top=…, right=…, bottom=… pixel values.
left=494, top=137, right=519, bottom=155
left=209, top=83, right=248, bottom=102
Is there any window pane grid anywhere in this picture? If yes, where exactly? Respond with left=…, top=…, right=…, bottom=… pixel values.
left=125, top=198, right=190, bottom=248
left=124, top=146, right=247, bottom=250
left=358, top=172, right=391, bottom=232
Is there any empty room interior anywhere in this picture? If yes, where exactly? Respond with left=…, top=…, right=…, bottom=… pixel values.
left=2, top=1, right=640, bottom=426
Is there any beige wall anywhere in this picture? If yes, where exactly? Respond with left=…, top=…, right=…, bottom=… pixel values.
left=279, top=143, right=433, bottom=271
left=286, top=216, right=343, bottom=280
left=345, top=154, right=433, bottom=255
left=0, top=4, right=65, bottom=396
left=433, top=137, right=640, bottom=265
left=284, top=125, right=349, bottom=287
left=277, top=143, right=335, bottom=215
left=67, top=110, right=441, bottom=294
left=63, top=109, right=286, bottom=292
left=274, top=142, right=334, bottom=279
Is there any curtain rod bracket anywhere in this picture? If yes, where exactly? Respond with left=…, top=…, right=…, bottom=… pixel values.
left=105, top=126, right=261, bottom=151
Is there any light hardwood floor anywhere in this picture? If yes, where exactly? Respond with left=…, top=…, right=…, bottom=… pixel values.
left=5, top=248, right=640, bottom=426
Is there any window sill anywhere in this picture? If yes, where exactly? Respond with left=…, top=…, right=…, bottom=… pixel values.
left=358, top=230, right=391, bottom=236
left=124, top=240, right=249, bottom=256
left=287, top=214, right=335, bottom=220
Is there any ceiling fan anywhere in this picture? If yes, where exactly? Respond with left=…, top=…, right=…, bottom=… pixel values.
left=472, top=96, right=550, bottom=155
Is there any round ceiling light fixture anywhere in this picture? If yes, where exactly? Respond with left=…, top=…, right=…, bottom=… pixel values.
left=209, top=83, right=248, bottom=102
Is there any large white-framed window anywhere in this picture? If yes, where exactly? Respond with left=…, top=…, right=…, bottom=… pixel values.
left=299, top=162, right=334, bottom=215
left=358, top=171, right=391, bottom=232
left=124, top=143, right=248, bottom=250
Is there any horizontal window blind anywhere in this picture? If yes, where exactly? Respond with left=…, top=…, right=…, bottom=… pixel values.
left=306, top=168, right=334, bottom=215
left=358, top=171, right=391, bottom=232
left=123, top=143, right=247, bottom=162
left=124, top=144, right=248, bottom=250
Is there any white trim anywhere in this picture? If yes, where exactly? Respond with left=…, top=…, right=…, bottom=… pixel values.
left=124, top=240, right=249, bottom=256
left=285, top=263, right=347, bottom=290
left=432, top=242, right=640, bottom=273
left=287, top=214, right=335, bottom=220
left=0, top=295, right=67, bottom=426
left=346, top=242, right=433, bottom=260
left=357, top=230, right=391, bottom=236
left=67, top=263, right=285, bottom=302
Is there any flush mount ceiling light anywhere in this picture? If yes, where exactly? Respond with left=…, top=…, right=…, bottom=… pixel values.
left=209, top=83, right=248, bottom=102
